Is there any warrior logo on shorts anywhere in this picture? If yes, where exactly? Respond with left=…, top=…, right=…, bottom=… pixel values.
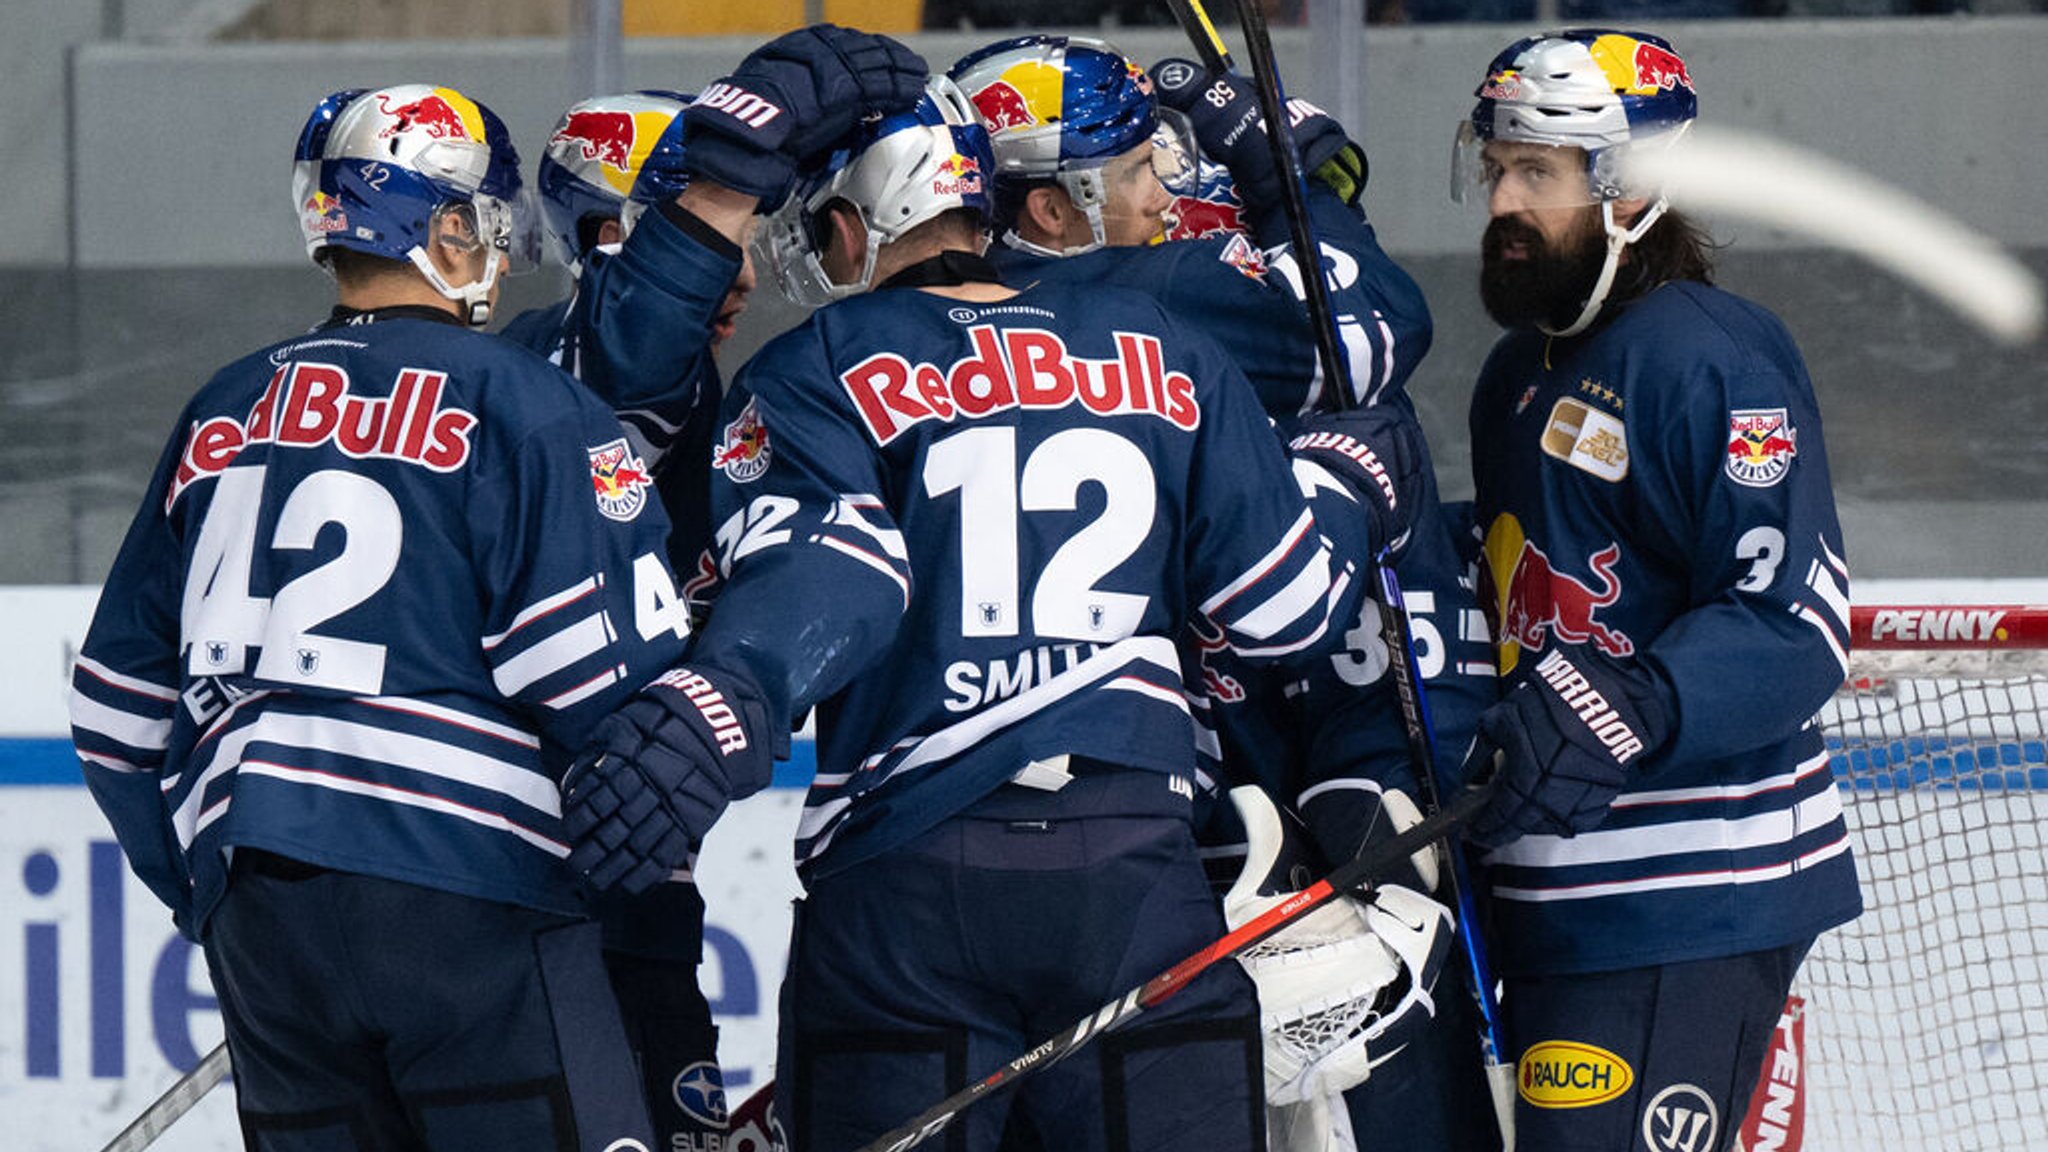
left=671, top=1060, right=729, bottom=1128
left=589, top=438, right=651, bottom=521
left=1641, top=1083, right=1718, bottom=1152
left=1725, top=408, right=1797, bottom=488
left=714, top=398, right=772, bottom=483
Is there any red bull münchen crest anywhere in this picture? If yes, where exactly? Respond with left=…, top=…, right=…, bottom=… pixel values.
left=589, top=438, right=651, bottom=521
left=1725, top=407, right=1797, bottom=488
left=714, top=399, right=771, bottom=483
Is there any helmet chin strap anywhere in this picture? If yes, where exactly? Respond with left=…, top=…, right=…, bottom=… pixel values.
left=409, top=247, right=501, bottom=329
left=1539, top=196, right=1668, bottom=339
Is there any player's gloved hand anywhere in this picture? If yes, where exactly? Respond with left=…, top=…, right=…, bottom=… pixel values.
left=1148, top=59, right=1368, bottom=214
left=1463, top=645, right=1672, bottom=849
left=1285, top=405, right=1426, bottom=560
left=1300, top=783, right=1440, bottom=895
left=562, top=664, right=775, bottom=893
left=683, top=24, right=927, bottom=208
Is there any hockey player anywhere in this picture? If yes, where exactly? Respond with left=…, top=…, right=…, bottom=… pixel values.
left=558, top=73, right=1408, bottom=1152
left=951, top=36, right=1504, bottom=1152
left=1452, top=30, right=1863, bottom=1152
left=67, top=83, right=695, bottom=1151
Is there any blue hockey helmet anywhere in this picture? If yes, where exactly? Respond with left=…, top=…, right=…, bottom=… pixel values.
left=948, top=35, right=1165, bottom=251
left=292, top=84, right=537, bottom=326
left=1453, top=29, right=1697, bottom=206
left=756, top=76, right=996, bottom=307
left=536, top=89, right=692, bottom=271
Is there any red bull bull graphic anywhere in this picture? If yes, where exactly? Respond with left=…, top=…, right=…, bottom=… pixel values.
left=589, top=439, right=652, bottom=521
left=1589, top=35, right=1694, bottom=96
left=714, top=399, right=771, bottom=483
left=375, top=88, right=483, bottom=142
left=932, top=152, right=984, bottom=199
left=552, top=108, right=673, bottom=196
left=1725, top=407, right=1797, bottom=488
left=967, top=61, right=1065, bottom=131
left=1166, top=170, right=1246, bottom=242
left=1484, top=514, right=1635, bottom=672
left=301, top=191, right=347, bottom=236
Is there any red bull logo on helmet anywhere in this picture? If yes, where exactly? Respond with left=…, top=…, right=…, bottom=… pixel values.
left=968, top=60, right=1065, bottom=131
left=301, top=190, right=348, bottom=235
left=714, top=398, right=771, bottom=483
left=589, top=438, right=652, bottom=521
left=933, top=152, right=985, bottom=198
left=375, top=87, right=486, bottom=142
left=1725, top=408, right=1797, bottom=488
left=1483, top=514, right=1635, bottom=673
left=553, top=107, right=675, bottom=195
left=1589, top=35, right=1694, bottom=96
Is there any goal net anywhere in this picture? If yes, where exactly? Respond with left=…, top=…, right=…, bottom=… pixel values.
left=1789, top=604, right=2048, bottom=1152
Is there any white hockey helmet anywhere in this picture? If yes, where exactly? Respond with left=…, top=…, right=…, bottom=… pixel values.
left=536, top=90, right=692, bottom=272
left=292, top=84, right=538, bottom=327
left=755, top=76, right=996, bottom=307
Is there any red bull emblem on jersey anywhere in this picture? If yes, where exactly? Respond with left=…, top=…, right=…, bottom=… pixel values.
left=714, top=398, right=772, bottom=483
left=838, top=325, right=1200, bottom=446
left=1485, top=515, right=1636, bottom=670
left=589, top=438, right=652, bottom=521
left=1589, top=35, right=1694, bottom=96
left=1725, top=408, right=1797, bottom=488
left=967, top=60, right=1064, bottom=130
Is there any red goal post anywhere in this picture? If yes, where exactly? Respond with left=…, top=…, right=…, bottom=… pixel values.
left=1787, top=603, right=2048, bottom=1152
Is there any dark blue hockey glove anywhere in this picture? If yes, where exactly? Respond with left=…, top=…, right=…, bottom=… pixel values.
left=1285, top=405, right=1426, bottom=561
left=1147, top=60, right=1367, bottom=215
left=1463, top=645, right=1672, bottom=849
left=563, top=663, right=776, bottom=893
left=683, top=24, right=927, bottom=208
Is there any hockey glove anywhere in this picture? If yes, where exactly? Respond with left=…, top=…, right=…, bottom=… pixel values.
left=1224, top=786, right=1452, bottom=1105
left=1285, top=405, right=1426, bottom=562
left=1148, top=60, right=1368, bottom=218
left=563, top=663, right=776, bottom=893
left=1300, top=782, right=1439, bottom=896
left=1463, top=645, right=1672, bottom=849
left=683, top=24, right=927, bottom=208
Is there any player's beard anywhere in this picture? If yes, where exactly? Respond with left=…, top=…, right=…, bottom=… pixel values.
left=1479, top=209, right=1608, bottom=330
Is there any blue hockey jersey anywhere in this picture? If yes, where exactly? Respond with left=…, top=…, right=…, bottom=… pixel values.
left=688, top=279, right=1357, bottom=880
left=1468, top=280, right=1862, bottom=975
left=499, top=200, right=741, bottom=567
left=69, top=309, right=693, bottom=937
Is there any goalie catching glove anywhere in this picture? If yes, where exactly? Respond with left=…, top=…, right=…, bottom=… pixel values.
left=563, top=663, right=777, bottom=893
left=1463, top=644, right=1673, bottom=849
left=1223, top=786, right=1452, bottom=1106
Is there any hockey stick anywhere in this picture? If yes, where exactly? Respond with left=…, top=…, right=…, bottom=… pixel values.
left=1163, top=0, right=1354, bottom=411
left=854, top=774, right=1497, bottom=1152
left=98, top=1041, right=232, bottom=1152
left=1372, top=554, right=1518, bottom=1149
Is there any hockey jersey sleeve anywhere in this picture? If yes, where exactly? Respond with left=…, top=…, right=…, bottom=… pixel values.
left=69, top=431, right=195, bottom=923
left=554, top=201, right=743, bottom=467
left=1637, top=322, right=1851, bottom=765
left=686, top=341, right=912, bottom=733
left=1183, top=327, right=1357, bottom=662
left=469, top=396, right=692, bottom=755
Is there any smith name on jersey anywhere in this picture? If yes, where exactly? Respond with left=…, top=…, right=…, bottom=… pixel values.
left=1469, top=281, right=1862, bottom=975
left=70, top=310, right=693, bottom=937
left=688, top=280, right=1359, bottom=880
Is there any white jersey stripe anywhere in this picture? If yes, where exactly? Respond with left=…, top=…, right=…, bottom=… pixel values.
left=239, top=760, right=568, bottom=856
left=1227, top=545, right=1334, bottom=641
left=1484, top=787, right=1845, bottom=869
left=1490, top=834, right=1853, bottom=903
left=73, top=654, right=180, bottom=702
left=1795, top=604, right=1851, bottom=678
left=361, top=696, right=541, bottom=749
left=815, top=535, right=912, bottom=606
left=481, top=576, right=600, bottom=650
left=70, top=689, right=173, bottom=752
left=1104, top=675, right=1193, bottom=714
left=490, top=612, right=614, bottom=696
left=1201, top=509, right=1314, bottom=618
left=1610, top=751, right=1831, bottom=808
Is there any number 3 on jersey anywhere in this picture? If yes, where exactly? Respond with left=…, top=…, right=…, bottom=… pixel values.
left=924, top=425, right=1154, bottom=641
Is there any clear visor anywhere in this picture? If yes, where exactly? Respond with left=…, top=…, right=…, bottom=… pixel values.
left=1151, top=109, right=1200, bottom=194
left=1450, top=122, right=1599, bottom=211
left=472, top=187, right=541, bottom=275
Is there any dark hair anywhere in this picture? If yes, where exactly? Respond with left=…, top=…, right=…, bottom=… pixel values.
left=319, top=247, right=408, bottom=287
left=1616, top=206, right=1717, bottom=299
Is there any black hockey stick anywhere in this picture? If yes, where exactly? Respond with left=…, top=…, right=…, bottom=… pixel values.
left=1166, top=0, right=1354, bottom=412
left=854, top=774, right=1497, bottom=1152
left=98, top=1041, right=232, bottom=1152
